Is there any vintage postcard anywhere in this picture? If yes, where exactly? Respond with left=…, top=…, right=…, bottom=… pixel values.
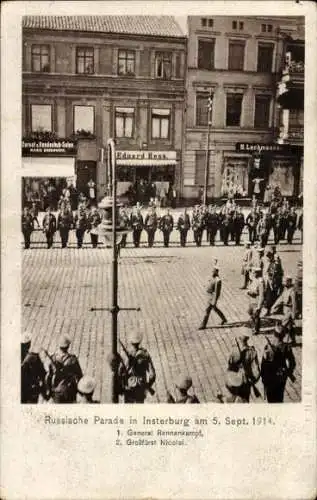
left=1, top=1, right=316, bottom=499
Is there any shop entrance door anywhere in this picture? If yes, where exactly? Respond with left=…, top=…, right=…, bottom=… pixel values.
left=76, top=161, right=97, bottom=197
left=135, top=166, right=150, bottom=182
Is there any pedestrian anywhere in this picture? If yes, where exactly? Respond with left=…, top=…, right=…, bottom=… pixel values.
left=57, top=206, right=73, bottom=249
left=247, top=267, right=264, bottom=334
left=260, top=324, right=296, bottom=402
left=21, top=333, right=46, bottom=404
left=144, top=207, right=158, bottom=248
left=198, top=265, right=227, bottom=329
left=176, top=208, right=191, bottom=247
left=240, top=242, right=253, bottom=289
left=159, top=208, right=174, bottom=247
left=167, top=374, right=200, bottom=403
left=44, top=335, right=83, bottom=404
left=286, top=207, right=297, bottom=244
left=77, top=376, right=99, bottom=404
left=22, top=206, right=34, bottom=249
left=87, top=206, right=101, bottom=248
left=42, top=206, right=57, bottom=249
left=74, top=205, right=88, bottom=248
left=271, top=276, right=296, bottom=344
left=130, top=208, right=144, bottom=248
left=120, top=332, right=156, bottom=404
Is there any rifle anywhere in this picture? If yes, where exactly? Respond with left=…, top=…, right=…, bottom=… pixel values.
left=265, top=336, right=296, bottom=383
left=119, top=340, right=155, bottom=396
left=235, top=338, right=262, bottom=399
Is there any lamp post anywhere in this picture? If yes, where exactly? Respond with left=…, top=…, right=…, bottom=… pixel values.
left=203, top=92, right=213, bottom=206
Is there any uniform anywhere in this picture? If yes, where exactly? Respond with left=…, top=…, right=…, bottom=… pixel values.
left=191, top=209, right=204, bottom=247
left=286, top=210, right=297, bottom=244
left=167, top=375, right=199, bottom=404
left=88, top=209, right=101, bottom=248
left=74, top=209, right=88, bottom=248
left=233, top=211, right=245, bottom=246
left=77, top=376, right=99, bottom=404
left=42, top=210, right=57, bottom=249
left=241, top=244, right=253, bottom=289
left=21, top=336, right=46, bottom=403
left=130, top=211, right=144, bottom=248
left=246, top=211, right=259, bottom=244
left=159, top=212, right=174, bottom=247
left=257, top=216, right=270, bottom=248
left=247, top=270, right=264, bottom=334
left=119, top=210, right=130, bottom=248
left=22, top=210, right=34, bottom=249
left=199, top=268, right=227, bottom=329
left=206, top=210, right=219, bottom=246
left=57, top=209, right=73, bottom=248
left=177, top=211, right=191, bottom=247
left=144, top=210, right=158, bottom=248
left=221, top=213, right=231, bottom=246
left=271, top=279, right=296, bottom=343
left=261, top=328, right=296, bottom=402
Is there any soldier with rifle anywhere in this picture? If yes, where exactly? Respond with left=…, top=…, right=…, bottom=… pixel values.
left=119, top=332, right=156, bottom=403
left=43, top=335, right=83, bottom=403
left=159, top=208, right=174, bottom=248
left=176, top=208, right=191, bottom=247
left=21, top=334, right=46, bottom=403
left=167, top=374, right=199, bottom=403
left=260, top=324, right=296, bottom=402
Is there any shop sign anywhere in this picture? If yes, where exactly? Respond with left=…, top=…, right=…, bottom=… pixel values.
left=236, top=143, right=287, bottom=153
left=22, top=140, right=77, bottom=156
left=116, top=150, right=176, bottom=161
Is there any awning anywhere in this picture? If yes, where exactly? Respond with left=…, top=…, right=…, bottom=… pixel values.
left=22, top=157, right=75, bottom=177
left=117, top=159, right=176, bottom=167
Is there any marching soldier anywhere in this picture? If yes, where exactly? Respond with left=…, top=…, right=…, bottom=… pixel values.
left=167, top=374, right=200, bottom=403
left=159, top=208, right=174, bottom=247
left=44, top=335, right=83, bottom=404
left=257, top=213, right=270, bottom=248
left=206, top=206, right=219, bottom=246
left=76, top=376, right=99, bottom=404
left=21, top=334, right=46, bottom=404
left=57, top=206, right=73, bottom=249
left=198, top=265, right=227, bottom=329
left=74, top=205, right=88, bottom=249
left=120, top=332, right=156, bottom=404
left=260, top=324, right=296, bottom=402
left=246, top=209, right=259, bottom=245
left=144, top=207, right=158, bottom=248
left=42, top=206, right=57, bottom=249
left=240, top=242, right=253, bottom=289
left=233, top=208, right=245, bottom=246
left=262, top=247, right=280, bottom=315
left=271, top=276, right=296, bottom=344
left=22, top=206, right=34, bottom=249
left=247, top=267, right=264, bottom=335
left=87, top=206, right=101, bottom=248
left=286, top=207, right=297, bottom=244
left=177, top=208, right=191, bottom=247
left=130, top=208, right=144, bottom=248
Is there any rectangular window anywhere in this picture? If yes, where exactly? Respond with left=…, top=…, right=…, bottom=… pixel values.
left=76, top=47, right=94, bottom=74
left=198, top=39, right=215, bottom=70
left=208, top=19, right=214, bottom=28
left=261, top=24, right=273, bottom=33
left=201, top=18, right=207, bottom=27
left=73, top=105, right=94, bottom=133
left=261, top=24, right=267, bottom=32
left=232, top=21, right=237, bottom=30
left=228, top=41, right=245, bottom=70
left=254, top=95, right=271, bottom=128
left=115, top=107, right=134, bottom=138
left=257, top=43, right=274, bottom=72
left=175, top=53, right=181, bottom=78
left=31, top=104, right=52, bottom=132
left=155, top=52, right=172, bottom=79
left=196, top=93, right=213, bottom=126
left=31, top=45, right=50, bottom=72
left=151, top=109, right=170, bottom=139
left=239, top=22, right=244, bottom=30
left=118, top=50, right=135, bottom=75
left=226, top=94, right=243, bottom=126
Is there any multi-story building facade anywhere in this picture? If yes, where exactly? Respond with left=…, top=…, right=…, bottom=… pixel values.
left=183, top=15, right=304, bottom=202
left=22, top=16, right=186, bottom=202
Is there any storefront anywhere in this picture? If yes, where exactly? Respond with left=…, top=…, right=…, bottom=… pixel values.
left=22, top=139, right=77, bottom=209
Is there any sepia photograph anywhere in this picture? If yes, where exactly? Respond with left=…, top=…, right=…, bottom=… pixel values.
left=20, top=14, right=305, bottom=405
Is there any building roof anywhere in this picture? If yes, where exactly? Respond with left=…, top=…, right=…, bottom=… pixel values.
left=22, top=16, right=185, bottom=38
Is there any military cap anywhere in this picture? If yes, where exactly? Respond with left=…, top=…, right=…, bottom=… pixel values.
left=129, top=332, right=143, bottom=344
left=175, top=374, right=192, bottom=391
left=21, top=333, right=32, bottom=345
left=77, top=376, right=96, bottom=395
left=59, top=335, right=71, bottom=348
left=238, top=335, right=249, bottom=346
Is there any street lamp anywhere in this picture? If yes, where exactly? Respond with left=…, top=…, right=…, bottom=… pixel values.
left=203, top=92, right=213, bottom=206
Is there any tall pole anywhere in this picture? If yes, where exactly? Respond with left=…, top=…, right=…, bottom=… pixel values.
left=108, top=138, right=119, bottom=403
left=203, top=92, right=213, bottom=206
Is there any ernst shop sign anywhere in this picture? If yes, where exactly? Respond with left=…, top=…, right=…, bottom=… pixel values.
left=22, top=140, right=77, bottom=156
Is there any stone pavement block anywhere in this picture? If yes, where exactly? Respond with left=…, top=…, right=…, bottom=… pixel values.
left=22, top=239, right=302, bottom=403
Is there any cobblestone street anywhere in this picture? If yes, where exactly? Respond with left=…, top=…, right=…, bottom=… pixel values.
left=22, top=225, right=302, bottom=403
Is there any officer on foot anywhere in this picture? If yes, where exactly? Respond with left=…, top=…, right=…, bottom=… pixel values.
left=144, top=207, right=158, bottom=248
left=122, top=332, right=156, bottom=403
left=22, top=207, right=34, bottom=249
left=177, top=208, right=191, bottom=247
left=260, top=324, right=296, bottom=402
left=159, top=208, right=174, bottom=247
left=198, top=265, right=227, bottom=330
left=77, top=376, right=99, bottom=404
left=167, top=374, right=200, bottom=403
left=21, top=333, right=46, bottom=403
left=130, top=208, right=144, bottom=248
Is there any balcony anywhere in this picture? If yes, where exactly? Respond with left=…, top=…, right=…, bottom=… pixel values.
left=277, top=125, right=303, bottom=146
left=279, top=60, right=304, bottom=90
